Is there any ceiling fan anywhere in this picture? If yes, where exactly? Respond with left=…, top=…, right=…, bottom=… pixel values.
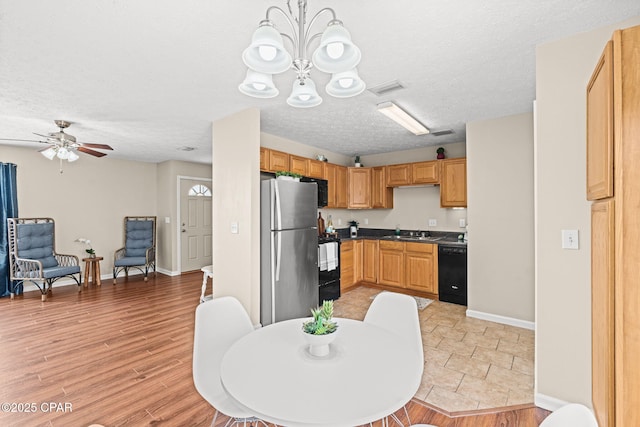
left=0, top=120, right=114, bottom=162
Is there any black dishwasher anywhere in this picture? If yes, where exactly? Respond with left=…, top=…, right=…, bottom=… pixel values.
left=438, top=245, right=467, bottom=306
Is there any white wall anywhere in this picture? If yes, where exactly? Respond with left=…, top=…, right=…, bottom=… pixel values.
left=156, top=160, right=212, bottom=274
left=466, top=113, right=535, bottom=324
left=0, top=145, right=157, bottom=277
left=212, top=109, right=261, bottom=324
left=535, top=16, right=640, bottom=408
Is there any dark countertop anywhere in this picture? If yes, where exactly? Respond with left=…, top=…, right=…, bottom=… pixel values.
left=335, top=228, right=467, bottom=247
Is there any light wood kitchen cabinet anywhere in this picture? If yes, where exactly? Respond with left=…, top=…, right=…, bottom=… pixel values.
left=371, top=166, right=393, bottom=209
left=588, top=25, right=640, bottom=427
left=440, top=158, right=467, bottom=207
left=307, top=159, right=325, bottom=178
left=353, top=240, right=363, bottom=284
left=412, top=161, right=439, bottom=184
left=260, top=147, right=268, bottom=171
left=325, top=163, right=348, bottom=209
left=591, top=199, right=614, bottom=427
left=348, top=167, right=372, bottom=209
left=386, top=164, right=412, bottom=187
left=404, top=242, right=437, bottom=294
left=289, top=154, right=308, bottom=176
left=378, top=240, right=404, bottom=288
left=363, top=239, right=378, bottom=283
left=340, top=240, right=354, bottom=291
left=268, top=149, right=290, bottom=172
left=586, top=40, right=614, bottom=201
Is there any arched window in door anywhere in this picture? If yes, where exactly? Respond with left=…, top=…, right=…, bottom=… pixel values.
left=188, top=184, right=212, bottom=197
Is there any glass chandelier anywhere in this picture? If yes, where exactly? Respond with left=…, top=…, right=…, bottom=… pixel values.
left=239, top=0, right=365, bottom=108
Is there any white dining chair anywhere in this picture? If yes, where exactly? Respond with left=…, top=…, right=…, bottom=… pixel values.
left=539, top=403, right=598, bottom=427
left=192, top=296, right=269, bottom=427
left=365, top=292, right=424, bottom=426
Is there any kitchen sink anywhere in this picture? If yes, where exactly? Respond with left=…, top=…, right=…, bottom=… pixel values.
left=381, top=235, right=443, bottom=242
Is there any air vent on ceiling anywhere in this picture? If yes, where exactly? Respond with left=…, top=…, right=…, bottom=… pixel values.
left=367, top=80, right=405, bottom=96
left=431, top=129, right=454, bottom=136
left=177, top=146, right=196, bottom=151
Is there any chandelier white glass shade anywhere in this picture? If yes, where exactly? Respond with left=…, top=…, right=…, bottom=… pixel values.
left=239, top=0, right=365, bottom=108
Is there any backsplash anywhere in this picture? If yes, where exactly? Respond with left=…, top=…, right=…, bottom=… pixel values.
left=320, top=186, right=467, bottom=233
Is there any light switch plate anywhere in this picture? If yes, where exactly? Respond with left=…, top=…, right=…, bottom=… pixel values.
left=231, top=222, right=239, bottom=234
left=561, top=229, right=579, bottom=249
left=165, top=216, right=170, bottom=224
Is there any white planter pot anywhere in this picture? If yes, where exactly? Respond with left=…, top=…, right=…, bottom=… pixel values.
left=303, top=331, right=337, bottom=357
left=277, top=176, right=300, bottom=182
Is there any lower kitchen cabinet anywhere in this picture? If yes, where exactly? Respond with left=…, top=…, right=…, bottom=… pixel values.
left=340, top=240, right=354, bottom=291
left=354, top=240, right=363, bottom=283
left=363, top=239, right=378, bottom=283
left=405, top=242, right=438, bottom=293
left=378, top=241, right=404, bottom=288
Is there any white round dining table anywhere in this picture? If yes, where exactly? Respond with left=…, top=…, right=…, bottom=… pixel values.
left=220, top=318, right=423, bottom=427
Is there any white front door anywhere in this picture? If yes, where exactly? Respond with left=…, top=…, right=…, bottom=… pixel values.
left=180, top=179, right=212, bottom=272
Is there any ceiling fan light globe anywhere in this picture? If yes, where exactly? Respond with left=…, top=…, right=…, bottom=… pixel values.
left=67, top=151, right=80, bottom=162
left=287, top=78, right=322, bottom=108
left=56, top=147, right=70, bottom=160
left=242, top=24, right=292, bottom=74
left=41, top=147, right=56, bottom=160
left=312, top=23, right=361, bottom=73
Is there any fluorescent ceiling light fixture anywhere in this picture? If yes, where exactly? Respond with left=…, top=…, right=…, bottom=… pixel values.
left=377, top=102, right=430, bottom=135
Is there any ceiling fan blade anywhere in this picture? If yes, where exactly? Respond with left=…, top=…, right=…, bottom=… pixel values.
left=0, top=137, right=47, bottom=143
left=77, top=146, right=108, bottom=157
left=33, top=132, right=56, bottom=139
left=80, top=143, right=113, bottom=150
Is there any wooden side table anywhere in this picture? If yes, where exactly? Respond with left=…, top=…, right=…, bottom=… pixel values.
left=82, top=256, right=104, bottom=287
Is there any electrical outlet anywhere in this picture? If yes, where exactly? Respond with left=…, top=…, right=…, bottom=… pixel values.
left=459, top=219, right=466, bottom=228
left=231, top=222, right=239, bottom=234
left=165, top=216, right=171, bottom=224
left=428, top=219, right=437, bottom=227
left=337, top=218, right=342, bottom=226
left=364, top=218, right=369, bottom=225
left=561, top=229, right=579, bottom=249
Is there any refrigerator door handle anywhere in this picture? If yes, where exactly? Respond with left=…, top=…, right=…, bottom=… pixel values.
left=275, top=231, right=282, bottom=281
left=274, top=179, right=282, bottom=231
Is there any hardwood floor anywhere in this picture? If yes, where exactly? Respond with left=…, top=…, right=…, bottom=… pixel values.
left=0, top=273, right=550, bottom=426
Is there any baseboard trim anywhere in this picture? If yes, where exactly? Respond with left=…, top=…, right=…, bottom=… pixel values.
left=156, top=268, right=179, bottom=276
left=534, top=393, right=569, bottom=412
left=466, top=309, right=535, bottom=330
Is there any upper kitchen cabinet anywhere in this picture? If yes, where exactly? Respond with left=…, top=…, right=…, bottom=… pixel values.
left=325, top=163, right=348, bottom=209
left=307, top=159, right=325, bottom=179
left=348, top=167, right=372, bottom=209
left=260, top=148, right=290, bottom=173
left=289, top=154, right=308, bottom=176
left=440, top=158, right=467, bottom=208
left=371, top=166, right=393, bottom=209
left=586, top=41, right=614, bottom=201
left=260, top=147, right=268, bottom=171
left=386, top=164, right=412, bottom=187
left=412, top=161, right=439, bottom=184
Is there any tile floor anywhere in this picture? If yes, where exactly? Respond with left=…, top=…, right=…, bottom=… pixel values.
left=332, top=286, right=535, bottom=413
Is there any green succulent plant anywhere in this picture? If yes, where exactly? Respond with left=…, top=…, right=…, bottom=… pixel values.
left=302, top=300, right=338, bottom=335
left=275, top=170, right=303, bottom=179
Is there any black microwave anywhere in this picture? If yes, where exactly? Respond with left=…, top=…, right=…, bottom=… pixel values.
left=301, top=177, right=328, bottom=208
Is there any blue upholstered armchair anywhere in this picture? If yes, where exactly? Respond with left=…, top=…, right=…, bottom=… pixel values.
left=7, top=218, right=81, bottom=301
left=113, top=216, right=156, bottom=284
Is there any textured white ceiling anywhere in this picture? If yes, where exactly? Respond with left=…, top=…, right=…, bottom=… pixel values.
left=1, top=1, right=638, bottom=164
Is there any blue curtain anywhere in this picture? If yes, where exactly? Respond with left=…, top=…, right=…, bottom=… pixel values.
left=1, top=163, right=19, bottom=297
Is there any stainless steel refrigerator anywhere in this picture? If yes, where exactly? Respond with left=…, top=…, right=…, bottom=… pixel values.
left=261, top=178, right=318, bottom=326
